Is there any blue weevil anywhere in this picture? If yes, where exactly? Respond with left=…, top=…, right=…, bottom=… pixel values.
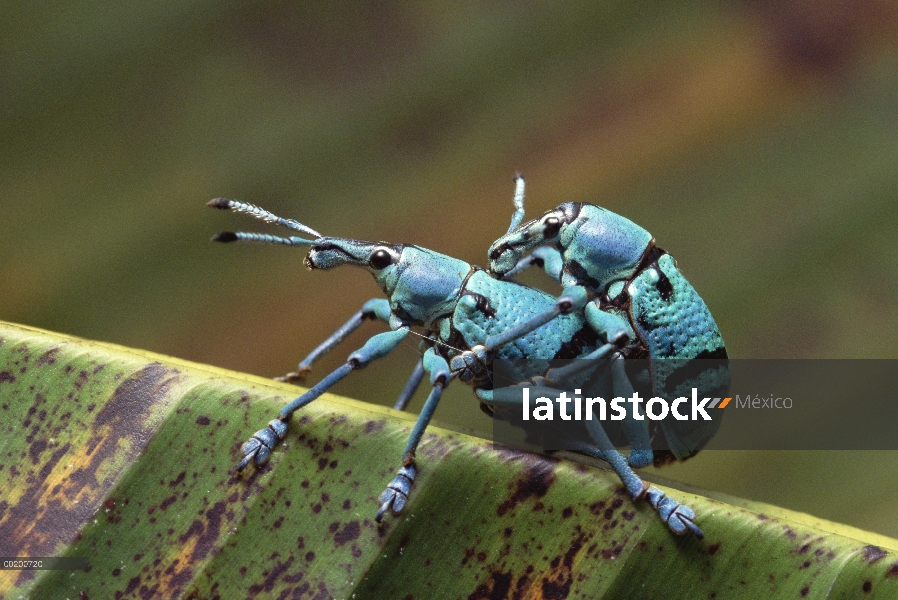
left=208, top=191, right=706, bottom=537
left=489, top=177, right=728, bottom=465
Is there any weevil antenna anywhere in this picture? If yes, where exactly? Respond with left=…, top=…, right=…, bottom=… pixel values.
left=207, top=198, right=323, bottom=238
left=211, top=232, right=316, bottom=246
left=506, top=175, right=526, bottom=233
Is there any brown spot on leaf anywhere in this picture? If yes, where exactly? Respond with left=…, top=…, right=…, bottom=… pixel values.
left=497, top=455, right=557, bottom=516
left=468, top=570, right=512, bottom=600
left=364, top=419, right=386, bottom=434
left=334, top=521, right=361, bottom=547
left=862, top=545, right=888, bottom=563
left=36, top=347, right=59, bottom=366
left=246, top=556, right=295, bottom=598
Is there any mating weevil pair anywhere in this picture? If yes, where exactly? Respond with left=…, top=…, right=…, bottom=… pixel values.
left=208, top=176, right=727, bottom=538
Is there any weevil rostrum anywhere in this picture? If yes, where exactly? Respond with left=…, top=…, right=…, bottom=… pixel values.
left=208, top=176, right=727, bottom=538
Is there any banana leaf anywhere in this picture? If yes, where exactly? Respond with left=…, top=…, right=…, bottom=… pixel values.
left=1, top=321, right=896, bottom=599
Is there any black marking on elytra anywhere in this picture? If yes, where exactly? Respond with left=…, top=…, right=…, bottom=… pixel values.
left=655, top=269, right=674, bottom=301
left=694, top=347, right=729, bottom=360
left=465, top=292, right=497, bottom=319
left=563, top=260, right=602, bottom=289
left=662, top=352, right=729, bottom=394
left=552, top=325, right=600, bottom=360
left=635, top=306, right=656, bottom=333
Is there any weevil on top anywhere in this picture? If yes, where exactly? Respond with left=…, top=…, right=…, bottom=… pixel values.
left=207, top=176, right=727, bottom=538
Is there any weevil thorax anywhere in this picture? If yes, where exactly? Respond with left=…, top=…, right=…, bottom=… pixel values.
left=559, top=204, right=653, bottom=292
left=489, top=202, right=653, bottom=293
left=306, top=238, right=470, bottom=328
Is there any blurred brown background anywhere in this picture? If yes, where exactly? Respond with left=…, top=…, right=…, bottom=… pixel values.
left=3, top=2, right=897, bottom=537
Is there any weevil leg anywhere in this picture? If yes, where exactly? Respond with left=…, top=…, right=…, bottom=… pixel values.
left=276, top=298, right=392, bottom=383
left=608, top=354, right=654, bottom=468
left=580, top=303, right=653, bottom=468
left=237, top=327, right=410, bottom=471
left=392, top=358, right=425, bottom=411
left=582, top=413, right=703, bottom=537
left=502, top=246, right=564, bottom=282
left=376, top=348, right=452, bottom=522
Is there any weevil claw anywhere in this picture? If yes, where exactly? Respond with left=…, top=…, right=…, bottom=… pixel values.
left=235, top=419, right=288, bottom=471
left=236, top=451, right=255, bottom=471
left=375, top=464, right=417, bottom=522
left=646, top=486, right=703, bottom=538
left=275, top=366, right=312, bottom=383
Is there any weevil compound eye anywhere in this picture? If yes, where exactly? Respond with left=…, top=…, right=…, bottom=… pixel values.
left=369, top=248, right=394, bottom=270
left=542, top=216, right=561, bottom=238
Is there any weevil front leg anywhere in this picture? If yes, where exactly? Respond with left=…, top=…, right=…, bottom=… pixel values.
left=237, top=326, right=410, bottom=471
left=376, top=348, right=452, bottom=521
left=276, top=298, right=392, bottom=383
left=501, top=246, right=564, bottom=282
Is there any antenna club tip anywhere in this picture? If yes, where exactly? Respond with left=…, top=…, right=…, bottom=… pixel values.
left=514, top=172, right=524, bottom=181
left=212, top=232, right=238, bottom=243
left=207, top=198, right=233, bottom=209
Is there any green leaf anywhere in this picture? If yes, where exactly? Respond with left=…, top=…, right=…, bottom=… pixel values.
left=1, top=321, right=897, bottom=599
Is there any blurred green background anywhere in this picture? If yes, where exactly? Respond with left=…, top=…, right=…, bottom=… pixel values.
left=3, top=2, right=897, bottom=537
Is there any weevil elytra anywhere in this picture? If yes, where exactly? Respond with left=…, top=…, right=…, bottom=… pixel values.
left=208, top=177, right=727, bottom=537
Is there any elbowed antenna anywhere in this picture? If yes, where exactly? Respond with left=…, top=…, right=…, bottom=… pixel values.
left=506, top=175, right=526, bottom=234
left=207, top=198, right=323, bottom=246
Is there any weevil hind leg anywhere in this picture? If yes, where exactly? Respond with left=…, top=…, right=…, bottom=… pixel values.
left=582, top=418, right=703, bottom=538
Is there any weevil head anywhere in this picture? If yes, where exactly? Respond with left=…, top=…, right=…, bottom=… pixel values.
left=488, top=203, right=580, bottom=275
left=489, top=202, right=653, bottom=292
left=307, top=239, right=470, bottom=327
left=208, top=199, right=470, bottom=328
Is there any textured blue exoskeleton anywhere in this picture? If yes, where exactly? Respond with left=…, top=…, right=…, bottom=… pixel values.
left=488, top=177, right=729, bottom=512
left=208, top=188, right=709, bottom=538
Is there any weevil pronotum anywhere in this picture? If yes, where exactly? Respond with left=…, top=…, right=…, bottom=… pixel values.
left=208, top=177, right=727, bottom=537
